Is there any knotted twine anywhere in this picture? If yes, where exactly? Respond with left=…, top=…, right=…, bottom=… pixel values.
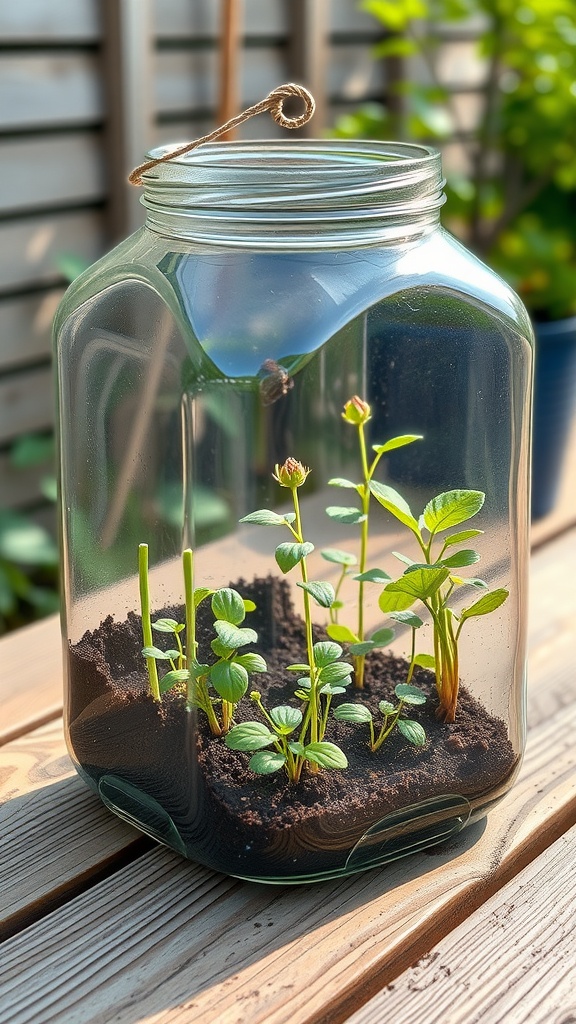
left=128, top=82, right=315, bottom=186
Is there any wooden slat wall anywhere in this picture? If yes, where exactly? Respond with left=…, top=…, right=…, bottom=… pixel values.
left=0, top=0, right=383, bottom=516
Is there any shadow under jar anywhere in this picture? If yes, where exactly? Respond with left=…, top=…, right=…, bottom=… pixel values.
left=54, top=140, right=532, bottom=882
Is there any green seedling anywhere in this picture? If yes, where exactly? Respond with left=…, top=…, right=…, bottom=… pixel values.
left=138, top=544, right=265, bottom=735
left=324, top=396, right=422, bottom=689
left=238, top=458, right=350, bottom=779
left=373, top=488, right=509, bottom=721
left=334, top=683, right=427, bottom=751
left=226, top=688, right=348, bottom=783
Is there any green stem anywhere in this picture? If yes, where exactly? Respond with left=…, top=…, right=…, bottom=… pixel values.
left=292, top=485, right=319, bottom=748
left=406, top=626, right=417, bottom=684
left=355, top=423, right=372, bottom=689
left=373, top=700, right=405, bottom=752
left=138, top=544, right=160, bottom=702
left=330, top=566, right=347, bottom=624
left=182, top=548, right=196, bottom=708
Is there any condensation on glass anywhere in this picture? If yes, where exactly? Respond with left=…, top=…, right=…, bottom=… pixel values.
left=54, top=141, right=533, bottom=882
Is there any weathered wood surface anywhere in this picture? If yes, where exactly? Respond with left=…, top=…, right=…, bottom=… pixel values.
left=0, top=366, right=54, bottom=444
left=0, top=211, right=104, bottom=293
left=0, top=526, right=574, bottom=1021
left=0, top=719, right=146, bottom=940
left=0, top=292, right=62, bottom=372
left=0, top=133, right=105, bottom=215
left=0, top=703, right=575, bottom=1023
left=344, top=824, right=576, bottom=1024
left=0, top=617, right=63, bottom=746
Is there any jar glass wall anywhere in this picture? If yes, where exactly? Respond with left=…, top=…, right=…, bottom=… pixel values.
left=55, top=142, right=532, bottom=881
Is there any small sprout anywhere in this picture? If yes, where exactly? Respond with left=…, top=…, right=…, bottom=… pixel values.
left=334, top=683, right=427, bottom=752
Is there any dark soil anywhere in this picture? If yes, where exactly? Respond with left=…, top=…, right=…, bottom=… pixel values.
left=68, top=576, right=518, bottom=880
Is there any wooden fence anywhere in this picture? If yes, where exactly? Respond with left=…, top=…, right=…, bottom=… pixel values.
left=0, top=0, right=486, bottom=521
left=0, top=0, right=386, bottom=518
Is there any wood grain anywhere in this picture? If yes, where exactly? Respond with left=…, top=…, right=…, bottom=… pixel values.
left=344, top=825, right=576, bottom=1024
left=0, top=366, right=54, bottom=444
left=0, top=211, right=104, bottom=293
left=0, top=701, right=575, bottom=1023
left=0, top=617, right=63, bottom=746
left=0, top=291, right=63, bottom=372
left=0, top=133, right=104, bottom=215
left=0, top=719, right=144, bottom=939
left=0, top=54, right=102, bottom=131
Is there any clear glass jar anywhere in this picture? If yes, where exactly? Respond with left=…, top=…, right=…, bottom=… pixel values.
left=54, top=140, right=532, bottom=882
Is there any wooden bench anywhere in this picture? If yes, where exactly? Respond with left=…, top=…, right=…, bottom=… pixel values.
left=1, top=522, right=575, bottom=1023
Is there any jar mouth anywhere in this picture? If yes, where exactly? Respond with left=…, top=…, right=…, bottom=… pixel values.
left=140, top=139, right=446, bottom=248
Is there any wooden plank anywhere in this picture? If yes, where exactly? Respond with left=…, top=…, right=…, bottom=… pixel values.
left=0, top=366, right=53, bottom=444
left=0, top=1, right=100, bottom=42
left=531, top=414, right=576, bottom=548
left=152, top=0, right=384, bottom=39
left=0, top=211, right=103, bottom=293
left=154, top=45, right=383, bottom=116
left=0, top=718, right=145, bottom=940
left=0, top=451, right=47, bottom=510
left=344, top=824, right=576, bottom=1024
left=0, top=617, right=63, bottom=746
left=0, top=133, right=104, bottom=215
left=0, top=291, right=63, bottom=371
left=0, top=54, right=102, bottom=131
left=289, top=0, right=329, bottom=134
left=0, top=698, right=575, bottom=1023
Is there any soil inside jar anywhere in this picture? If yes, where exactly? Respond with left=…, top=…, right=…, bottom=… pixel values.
left=68, top=576, right=518, bottom=880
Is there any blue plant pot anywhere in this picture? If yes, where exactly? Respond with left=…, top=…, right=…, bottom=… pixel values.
left=532, top=316, right=576, bottom=520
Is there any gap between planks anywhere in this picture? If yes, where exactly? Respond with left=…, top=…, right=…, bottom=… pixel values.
left=343, top=823, right=576, bottom=1024
left=0, top=697, right=575, bottom=1024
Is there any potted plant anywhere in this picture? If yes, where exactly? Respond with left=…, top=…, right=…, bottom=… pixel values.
left=335, top=0, right=576, bottom=517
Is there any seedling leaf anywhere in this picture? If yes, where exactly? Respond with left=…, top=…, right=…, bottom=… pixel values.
left=333, top=703, right=373, bottom=724
left=444, top=529, right=484, bottom=548
left=297, top=580, right=335, bottom=608
left=326, top=623, right=359, bottom=644
left=390, top=610, right=424, bottom=628
left=159, top=669, right=189, bottom=693
left=369, top=480, right=419, bottom=532
left=239, top=509, right=292, bottom=526
left=234, top=652, right=267, bottom=673
left=193, top=587, right=213, bottom=608
left=372, top=434, right=423, bottom=454
left=352, top=568, right=391, bottom=583
left=328, top=477, right=359, bottom=489
left=325, top=506, right=367, bottom=525
left=395, top=683, right=427, bottom=705
left=370, top=627, right=395, bottom=647
left=304, top=741, right=348, bottom=769
left=440, top=549, right=481, bottom=568
left=397, top=719, right=427, bottom=746
left=460, top=588, right=509, bottom=623
left=152, top=618, right=180, bottom=633
left=386, top=565, right=450, bottom=601
left=423, top=489, right=485, bottom=535
left=313, top=641, right=343, bottom=666
left=270, top=705, right=302, bottom=733
left=213, top=620, right=258, bottom=648
left=225, top=722, right=276, bottom=751
left=349, top=641, right=375, bottom=656
left=321, top=548, right=358, bottom=566
left=209, top=660, right=249, bottom=703
left=275, top=541, right=315, bottom=574
left=414, top=653, right=436, bottom=669
left=319, top=661, right=353, bottom=683
left=141, top=646, right=171, bottom=660
left=211, top=587, right=246, bottom=625
left=250, top=750, right=286, bottom=774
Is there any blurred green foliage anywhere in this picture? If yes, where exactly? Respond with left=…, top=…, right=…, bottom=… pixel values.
left=0, top=434, right=59, bottom=634
left=335, top=0, right=576, bottom=318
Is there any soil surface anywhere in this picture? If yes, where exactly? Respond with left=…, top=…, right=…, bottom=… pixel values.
left=68, top=576, right=518, bottom=879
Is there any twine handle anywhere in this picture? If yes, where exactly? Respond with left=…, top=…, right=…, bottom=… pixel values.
left=128, top=82, right=315, bottom=186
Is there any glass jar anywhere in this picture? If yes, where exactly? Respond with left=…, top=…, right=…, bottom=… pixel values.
left=54, top=140, right=532, bottom=882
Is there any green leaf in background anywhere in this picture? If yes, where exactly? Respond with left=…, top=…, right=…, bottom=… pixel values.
left=0, top=511, right=58, bottom=566
left=325, top=506, right=367, bottom=525
left=326, top=623, right=359, bottom=644
left=321, top=548, right=358, bottom=566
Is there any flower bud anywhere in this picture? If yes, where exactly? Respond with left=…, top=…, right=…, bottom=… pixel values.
left=273, top=458, right=311, bottom=489
left=250, top=690, right=261, bottom=702
left=342, top=395, right=371, bottom=425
